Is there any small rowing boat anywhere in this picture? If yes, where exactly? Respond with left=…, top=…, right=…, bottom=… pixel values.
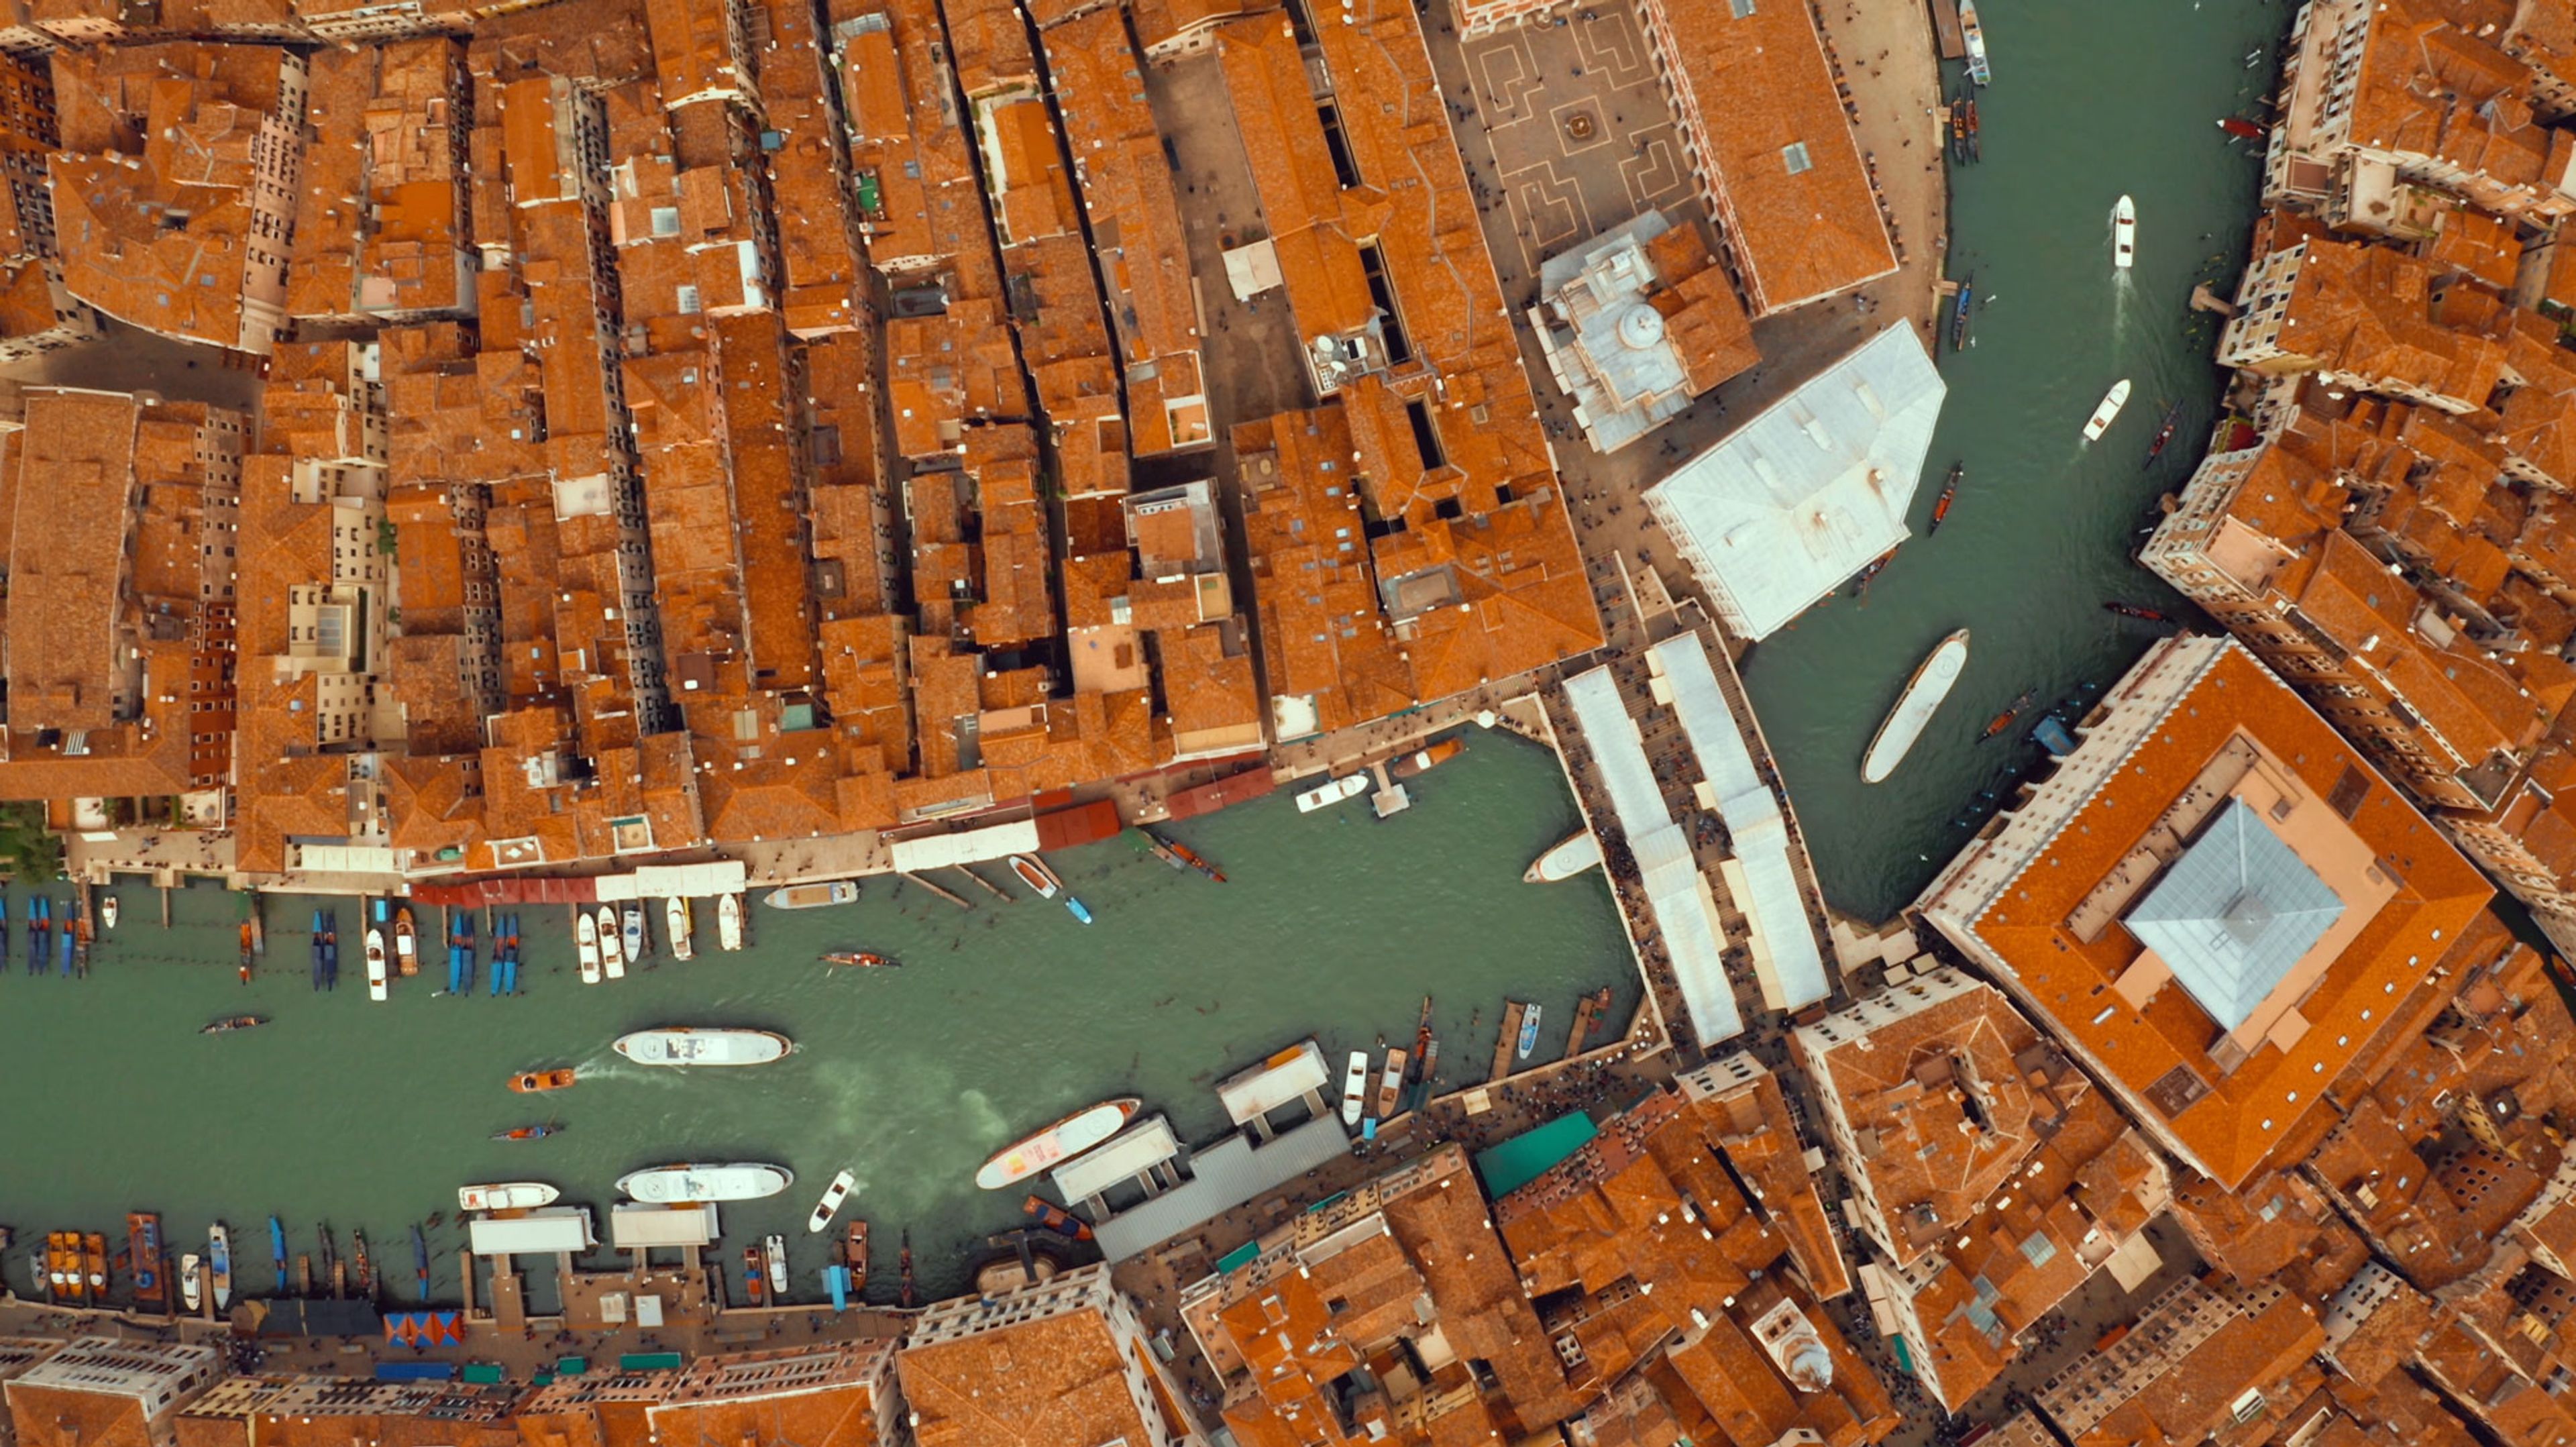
left=2144, top=401, right=2183, bottom=466
left=100, top=895, right=117, bottom=930
left=201, top=1015, right=266, bottom=1034
left=509, top=1067, right=576, bottom=1093
left=718, top=893, right=745, bottom=950
left=807, top=1169, right=857, bottom=1232
left=2113, top=194, right=2135, bottom=270
left=1982, top=688, right=2038, bottom=740
left=1929, top=462, right=1962, bottom=533
left=823, top=951, right=898, bottom=969
left=2082, top=379, right=2131, bottom=441
left=1949, top=273, right=1974, bottom=354
left=1849, top=546, right=1898, bottom=598
left=2103, top=601, right=2171, bottom=623
left=1010, top=853, right=1063, bottom=898
left=743, top=1245, right=765, bottom=1306
left=1141, top=826, right=1226, bottom=882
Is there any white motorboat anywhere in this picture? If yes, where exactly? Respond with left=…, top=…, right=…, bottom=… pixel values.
left=806, top=1169, right=857, bottom=1232
left=178, top=1252, right=201, bottom=1313
left=614, top=1026, right=796, bottom=1067
left=1959, top=0, right=1990, bottom=84
left=622, top=902, right=647, bottom=965
left=598, top=905, right=626, bottom=980
left=718, top=893, right=745, bottom=951
left=207, top=1224, right=231, bottom=1310
left=765, top=880, right=860, bottom=910
left=1862, top=629, right=1972, bottom=784
left=365, top=927, right=388, bottom=1003
left=458, top=1181, right=562, bottom=1213
left=666, top=897, right=694, bottom=961
left=1295, top=774, right=1369, bottom=813
left=2112, top=194, right=2135, bottom=270
left=619, top=1163, right=795, bottom=1203
left=1523, top=830, right=1604, bottom=883
left=576, top=910, right=602, bottom=985
left=765, top=1234, right=789, bottom=1296
left=2082, top=379, right=2131, bottom=441
left=1340, top=1051, right=1368, bottom=1126
left=100, top=896, right=117, bottom=930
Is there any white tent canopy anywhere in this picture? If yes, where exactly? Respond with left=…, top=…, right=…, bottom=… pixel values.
left=1646, top=322, right=1946, bottom=640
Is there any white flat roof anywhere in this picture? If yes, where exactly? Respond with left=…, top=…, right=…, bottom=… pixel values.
left=1564, top=666, right=1743, bottom=1044
left=1216, top=1039, right=1330, bottom=1124
left=1646, top=323, right=1945, bottom=640
left=468, top=1206, right=596, bottom=1257
left=1652, top=635, right=1829, bottom=1010
left=609, top=1203, right=720, bottom=1249
left=1051, top=1115, right=1181, bottom=1202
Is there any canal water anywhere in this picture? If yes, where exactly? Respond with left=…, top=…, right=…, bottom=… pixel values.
left=0, top=736, right=1632, bottom=1304
left=1740, top=0, right=2284, bottom=922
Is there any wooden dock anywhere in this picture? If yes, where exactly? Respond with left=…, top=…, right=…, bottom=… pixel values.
left=954, top=864, right=1012, bottom=902
left=1567, top=987, right=1609, bottom=1055
left=898, top=871, right=973, bottom=911
left=1927, top=0, right=1964, bottom=59
left=1490, top=1000, right=1527, bottom=1083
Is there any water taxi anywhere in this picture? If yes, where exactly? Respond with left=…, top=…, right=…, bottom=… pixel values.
left=458, top=1181, right=560, bottom=1213
left=208, top=1223, right=231, bottom=1310
left=824, top=951, right=898, bottom=969
left=392, top=908, right=418, bottom=976
left=366, top=927, right=388, bottom=1002
left=2113, top=194, right=2135, bottom=269
left=615, top=1027, right=795, bottom=1066
left=492, top=1122, right=563, bottom=1141
left=1390, top=738, right=1463, bottom=779
left=765, top=1235, right=790, bottom=1296
left=1959, top=0, right=1990, bottom=83
left=807, top=1169, right=857, bottom=1232
left=1523, top=830, right=1603, bottom=883
left=576, top=910, right=602, bottom=984
left=100, top=896, right=117, bottom=930
left=621, top=903, right=647, bottom=966
left=847, top=1221, right=871, bottom=1288
left=1517, top=1005, right=1543, bottom=1059
left=2082, top=380, right=2131, bottom=441
left=1340, top=1051, right=1368, bottom=1126
left=718, top=893, right=745, bottom=950
left=1375, top=1049, right=1408, bottom=1118
left=765, top=879, right=861, bottom=910
left=509, top=1067, right=577, bottom=1093
left=667, top=898, right=694, bottom=961
left=973, top=1098, right=1142, bottom=1189
left=1295, top=774, right=1368, bottom=812
left=1862, top=629, right=1971, bottom=784
left=597, top=906, right=625, bottom=980
left=620, top=1163, right=795, bottom=1203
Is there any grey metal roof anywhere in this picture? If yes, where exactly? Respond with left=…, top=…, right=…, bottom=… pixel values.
left=1089, top=1114, right=1352, bottom=1263
left=2126, top=800, right=2345, bottom=1032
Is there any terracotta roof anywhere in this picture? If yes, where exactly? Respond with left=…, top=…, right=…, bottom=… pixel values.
left=1642, top=0, right=1894, bottom=313
left=898, top=1303, right=1161, bottom=1447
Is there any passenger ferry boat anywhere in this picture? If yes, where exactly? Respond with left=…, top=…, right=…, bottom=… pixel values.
left=458, top=1182, right=560, bottom=1213
left=1862, top=629, right=1971, bottom=784
left=619, top=1163, right=795, bottom=1203
left=1294, top=774, right=1368, bottom=813
left=973, top=1098, right=1142, bottom=1189
left=613, top=1027, right=796, bottom=1067
left=1524, top=830, right=1603, bottom=883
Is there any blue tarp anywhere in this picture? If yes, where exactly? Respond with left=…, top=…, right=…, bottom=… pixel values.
left=375, top=1362, right=455, bottom=1382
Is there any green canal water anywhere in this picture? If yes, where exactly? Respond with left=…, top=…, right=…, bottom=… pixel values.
left=0, top=736, right=1632, bottom=1304
left=1741, top=0, right=2283, bottom=922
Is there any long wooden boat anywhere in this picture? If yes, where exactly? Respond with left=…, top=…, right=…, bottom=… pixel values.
left=765, top=880, right=861, bottom=910
left=1862, top=629, right=1971, bottom=784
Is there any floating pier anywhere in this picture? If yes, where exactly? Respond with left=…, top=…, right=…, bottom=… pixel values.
left=1490, top=1000, right=1527, bottom=1083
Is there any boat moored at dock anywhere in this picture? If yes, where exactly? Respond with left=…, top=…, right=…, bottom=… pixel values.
left=509, top=1067, right=576, bottom=1093
left=619, top=1163, right=795, bottom=1203
left=1294, top=774, right=1368, bottom=813
left=667, top=898, right=694, bottom=961
left=973, top=1098, right=1142, bottom=1189
left=1390, top=739, right=1463, bottom=779
left=458, top=1182, right=560, bottom=1213
left=365, top=927, right=388, bottom=1002
left=207, top=1224, right=231, bottom=1310
left=1375, top=1049, right=1407, bottom=1118
left=1008, top=854, right=1063, bottom=898
left=576, top=911, right=602, bottom=985
left=597, top=906, right=625, bottom=981
left=1959, top=0, right=1990, bottom=83
left=2082, top=379, right=2131, bottom=441
left=613, top=1027, right=796, bottom=1067
left=765, top=880, right=860, bottom=910
left=1524, top=830, right=1604, bottom=883
left=392, top=908, right=417, bottom=976
left=129, top=1214, right=163, bottom=1307
left=1862, top=629, right=1972, bottom=784
left=1517, top=1005, right=1543, bottom=1060
left=718, top=894, right=745, bottom=951
left=621, top=903, right=647, bottom=967
left=1340, top=1052, right=1368, bottom=1126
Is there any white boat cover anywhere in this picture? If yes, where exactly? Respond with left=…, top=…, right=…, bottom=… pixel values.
left=468, top=1207, right=595, bottom=1257
left=890, top=819, right=1042, bottom=872
left=1650, top=635, right=1830, bottom=1010
left=1562, top=666, right=1743, bottom=1046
